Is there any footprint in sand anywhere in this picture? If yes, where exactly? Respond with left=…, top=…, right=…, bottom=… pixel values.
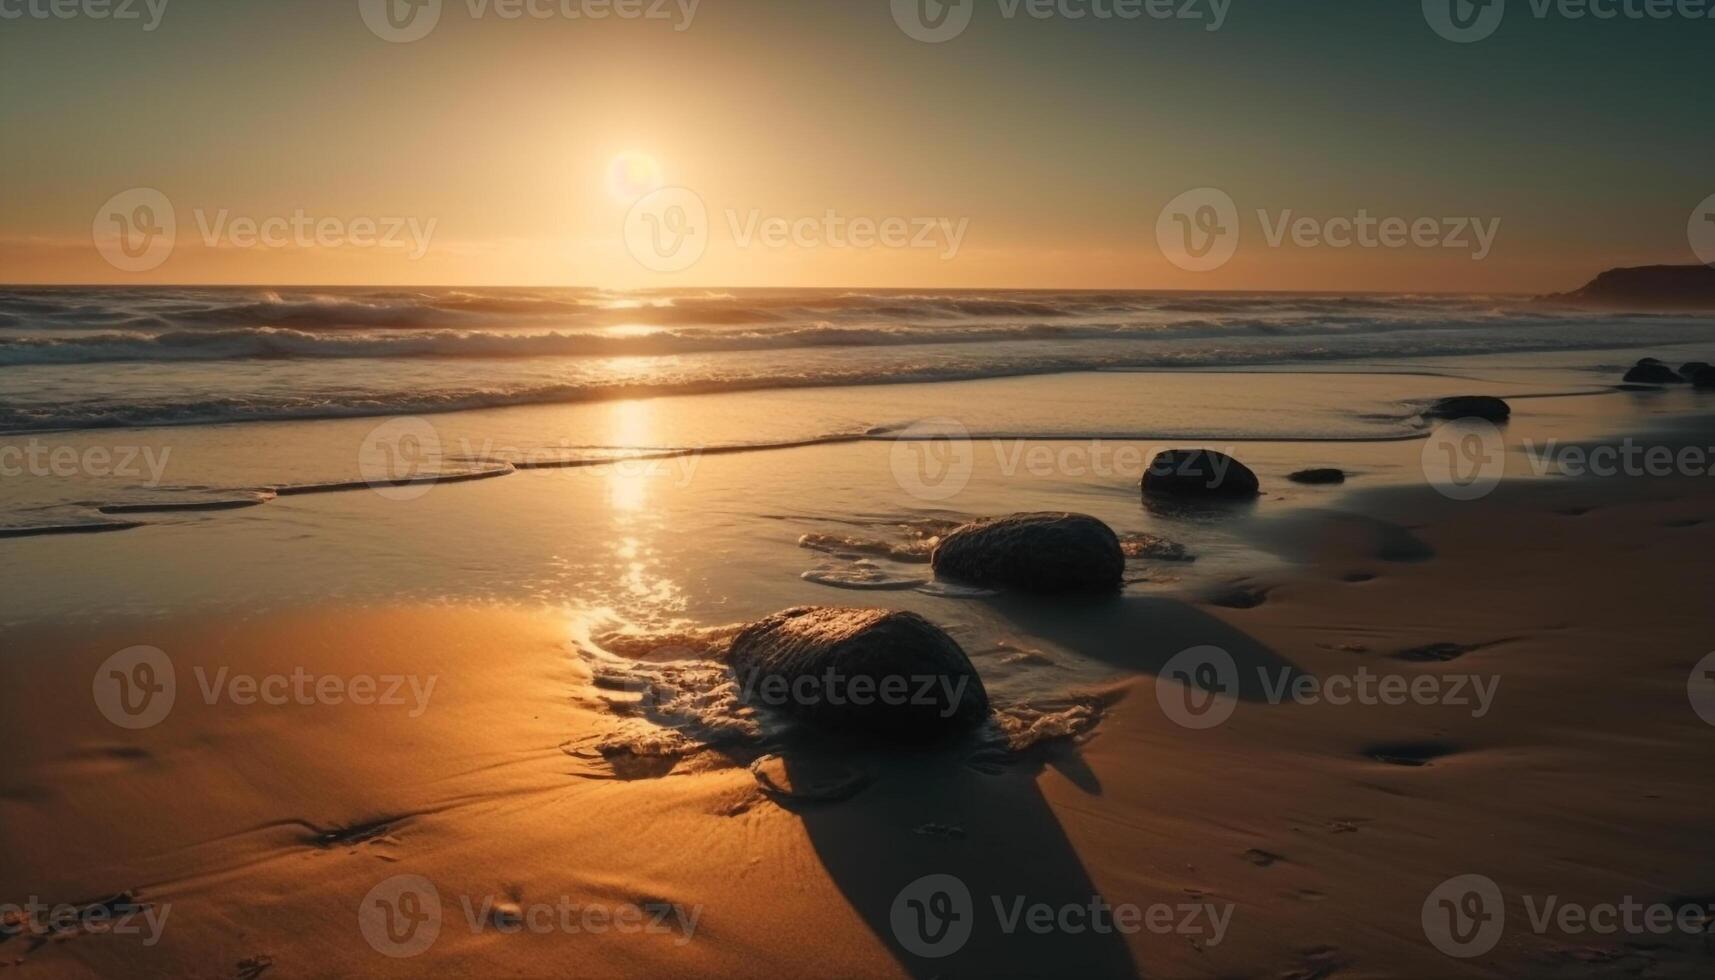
left=1206, top=585, right=1270, bottom=609
left=913, top=822, right=967, bottom=840
left=1283, top=945, right=1347, bottom=980
left=1362, top=741, right=1461, bottom=767
left=1392, top=637, right=1514, bottom=662
left=302, top=816, right=404, bottom=850
left=1242, top=848, right=1285, bottom=867
left=749, top=753, right=870, bottom=804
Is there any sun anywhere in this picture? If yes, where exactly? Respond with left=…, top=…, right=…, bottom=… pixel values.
left=607, top=152, right=664, bottom=203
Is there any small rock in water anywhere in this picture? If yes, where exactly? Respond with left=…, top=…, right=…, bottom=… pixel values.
left=1141, top=449, right=1261, bottom=498
left=1118, top=531, right=1194, bottom=562
left=1425, top=395, right=1512, bottom=423
left=931, top=512, right=1124, bottom=594
left=1688, top=366, right=1715, bottom=389
left=1680, top=361, right=1711, bottom=380
left=729, top=606, right=990, bottom=739
left=1289, top=468, right=1347, bottom=485
left=1622, top=359, right=1683, bottom=384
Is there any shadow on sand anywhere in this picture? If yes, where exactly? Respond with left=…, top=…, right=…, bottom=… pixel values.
left=778, top=592, right=1300, bottom=977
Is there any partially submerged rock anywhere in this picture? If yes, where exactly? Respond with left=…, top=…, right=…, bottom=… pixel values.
left=930, top=512, right=1124, bottom=594
left=728, top=607, right=989, bottom=739
left=1289, top=468, right=1347, bottom=485
left=1679, top=361, right=1710, bottom=380
left=1141, top=449, right=1260, bottom=499
left=1623, top=359, right=1683, bottom=384
left=1426, top=396, right=1511, bottom=423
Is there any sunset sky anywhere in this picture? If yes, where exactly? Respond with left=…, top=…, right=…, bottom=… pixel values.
left=1, top=0, right=1709, bottom=291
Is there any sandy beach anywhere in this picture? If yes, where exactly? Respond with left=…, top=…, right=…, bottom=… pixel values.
left=5, top=353, right=1715, bottom=978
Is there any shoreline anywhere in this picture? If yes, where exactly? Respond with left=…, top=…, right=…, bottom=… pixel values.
left=0, top=359, right=1686, bottom=542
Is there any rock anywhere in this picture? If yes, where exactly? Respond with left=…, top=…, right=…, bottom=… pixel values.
left=1289, top=468, right=1347, bottom=485
left=1117, top=531, right=1194, bottom=562
left=1690, top=366, right=1715, bottom=389
left=1680, top=361, right=1711, bottom=380
left=930, top=512, right=1124, bottom=594
left=1538, top=265, right=1715, bottom=311
left=1623, top=359, right=1683, bottom=384
left=1141, top=449, right=1260, bottom=499
left=728, top=607, right=989, bottom=739
left=1425, top=396, right=1511, bottom=423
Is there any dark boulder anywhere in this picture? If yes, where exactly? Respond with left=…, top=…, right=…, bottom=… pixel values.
left=728, top=607, right=989, bottom=739
left=1141, top=449, right=1260, bottom=499
left=1690, top=366, right=1715, bottom=389
left=1289, top=468, right=1347, bottom=485
left=1425, top=396, right=1511, bottom=423
left=930, top=512, right=1124, bottom=594
left=1623, top=359, right=1683, bottom=384
left=1680, top=361, right=1711, bottom=380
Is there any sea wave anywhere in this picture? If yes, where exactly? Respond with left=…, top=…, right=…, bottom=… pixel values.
left=0, top=313, right=1608, bottom=366
left=0, top=340, right=1669, bottom=433
left=4, top=285, right=1714, bottom=433
left=0, top=284, right=1534, bottom=336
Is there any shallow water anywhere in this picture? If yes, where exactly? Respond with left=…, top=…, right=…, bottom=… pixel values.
left=0, top=364, right=1620, bottom=531
left=2, top=353, right=1706, bottom=631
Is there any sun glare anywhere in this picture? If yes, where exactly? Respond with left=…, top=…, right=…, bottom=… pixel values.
left=607, top=152, right=664, bottom=203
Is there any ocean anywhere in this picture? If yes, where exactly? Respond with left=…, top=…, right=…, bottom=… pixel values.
left=5, top=285, right=1712, bottom=433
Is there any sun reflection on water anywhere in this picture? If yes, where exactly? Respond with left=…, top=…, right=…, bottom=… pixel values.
left=606, top=399, right=653, bottom=513
left=597, top=399, right=684, bottom=624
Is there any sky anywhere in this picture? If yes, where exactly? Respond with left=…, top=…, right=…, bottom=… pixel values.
left=1, top=0, right=1711, bottom=291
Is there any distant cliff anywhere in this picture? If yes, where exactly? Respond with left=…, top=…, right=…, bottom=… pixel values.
left=1540, top=265, right=1715, bottom=311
